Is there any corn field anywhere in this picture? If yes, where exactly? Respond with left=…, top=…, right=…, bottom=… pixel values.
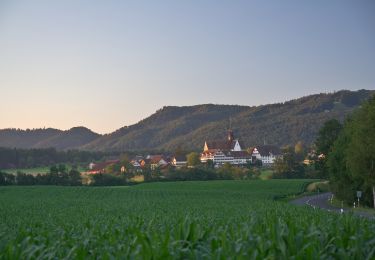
left=0, top=180, right=374, bottom=259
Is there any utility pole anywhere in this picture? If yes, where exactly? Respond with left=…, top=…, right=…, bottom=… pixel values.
left=372, top=159, right=375, bottom=209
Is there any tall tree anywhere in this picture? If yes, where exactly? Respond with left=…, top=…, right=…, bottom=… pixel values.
left=294, top=141, right=305, bottom=161
left=315, top=119, right=343, bottom=156
left=186, top=152, right=200, bottom=167
left=315, top=119, right=343, bottom=178
left=328, top=95, right=375, bottom=207
left=273, top=146, right=304, bottom=179
left=346, top=96, right=375, bottom=207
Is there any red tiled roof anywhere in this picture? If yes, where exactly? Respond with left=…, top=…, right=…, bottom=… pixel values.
left=150, top=156, right=165, bottom=164
left=205, top=140, right=235, bottom=151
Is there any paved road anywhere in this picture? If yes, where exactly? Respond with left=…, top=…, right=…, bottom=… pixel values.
left=290, top=192, right=375, bottom=220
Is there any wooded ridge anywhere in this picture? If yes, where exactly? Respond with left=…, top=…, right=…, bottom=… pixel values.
left=0, top=89, right=373, bottom=151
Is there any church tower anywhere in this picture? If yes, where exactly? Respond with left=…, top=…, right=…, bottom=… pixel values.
left=227, top=129, right=234, bottom=142
left=227, top=117, right=234, bottom=142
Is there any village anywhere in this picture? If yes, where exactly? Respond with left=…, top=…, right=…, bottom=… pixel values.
left=86, top=130, right=282, bottom=175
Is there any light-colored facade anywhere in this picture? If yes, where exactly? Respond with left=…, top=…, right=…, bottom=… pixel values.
left=251, top=146, right=280, bottom=165
left=200, top=130, right=251, bottom=166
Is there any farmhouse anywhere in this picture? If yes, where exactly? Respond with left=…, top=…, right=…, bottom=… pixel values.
left=200, top=130, right=252, bottom=165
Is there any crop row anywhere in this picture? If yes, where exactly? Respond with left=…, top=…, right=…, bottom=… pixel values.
left=0, top=180, right=374, bottom=259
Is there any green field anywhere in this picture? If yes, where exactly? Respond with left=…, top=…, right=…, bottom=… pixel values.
left=3, top=165, right=87, bottom=175
left=0, top=180, right=374, bottom=259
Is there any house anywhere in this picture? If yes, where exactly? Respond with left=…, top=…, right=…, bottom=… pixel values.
left=171, top=155, right=187, bottom=168
left=131, top=160, right=142, bottom=168
left=87, top=160, right=120, bottom=174
left=141, top=155, right=169, bottom=170
left=250, top=145, right=281, bottom=165
left=200, top=130, right=252, bottom=165
left=130, top=160, right=143, bottom=173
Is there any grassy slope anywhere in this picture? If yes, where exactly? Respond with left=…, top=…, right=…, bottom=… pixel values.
left=0, top=180, right=374, bottom=258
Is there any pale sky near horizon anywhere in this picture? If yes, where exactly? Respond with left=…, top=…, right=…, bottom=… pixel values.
left=0, top=0, right=374, bottom=134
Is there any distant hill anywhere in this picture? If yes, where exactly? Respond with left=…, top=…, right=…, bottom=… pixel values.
left=0, top=127, right=100, bottom=150
left=0, top=89, right=373, bottom=151
left=82, top=89, right=374, bottom=151
left=33, top=127, right=101, bottom=150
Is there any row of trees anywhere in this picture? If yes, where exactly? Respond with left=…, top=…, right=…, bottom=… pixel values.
left=0, top=164, right=81, bottom=186
left=160, top=164, right=260, bottom=181
left=0, top=147, right=110, bottom=169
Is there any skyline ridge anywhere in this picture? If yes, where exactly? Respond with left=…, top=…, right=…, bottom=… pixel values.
left=0, top=89, right=372, bottom=134
left=0, top=89, right=372, bottom=152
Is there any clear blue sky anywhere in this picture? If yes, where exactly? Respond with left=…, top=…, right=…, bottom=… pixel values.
left=0, top=0, right=374, bottom=134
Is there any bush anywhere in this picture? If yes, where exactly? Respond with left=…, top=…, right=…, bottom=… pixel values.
left=91, top=174, right=128, bottom=186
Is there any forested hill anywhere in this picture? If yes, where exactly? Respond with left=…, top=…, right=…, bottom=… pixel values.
left=0, top=127, right=100, bottom=150
left=82, top=89, right=374, bottom=151
left=0, top=89, right=373, bottom=151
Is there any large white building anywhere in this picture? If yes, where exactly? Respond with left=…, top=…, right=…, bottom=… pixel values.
left=200, top=130, right=252, bottom=165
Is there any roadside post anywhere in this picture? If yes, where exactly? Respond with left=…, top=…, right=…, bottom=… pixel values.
left=356, top=191, right=362, bottom=208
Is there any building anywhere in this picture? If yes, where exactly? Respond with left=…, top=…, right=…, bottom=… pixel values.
left=200, top=130, right=252, bottom=166
left=171, top=155, right=187, bottom=168
left=144, top=155, right=169, bottom=170
left=87, top=160, right=120, bottom=174
left=250, top=145, right=281, bottom=165
left=131, top=160, right=142, bottom=168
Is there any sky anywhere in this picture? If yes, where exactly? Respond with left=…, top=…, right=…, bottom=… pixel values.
left=0, top=0, right=374, bottom=134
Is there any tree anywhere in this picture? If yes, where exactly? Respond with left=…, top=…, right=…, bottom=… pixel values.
left=345, top=97, right=375, bottom=208
left=328, top=96, right=375, bottom=207
left=315, top=119, right=343, bottom=156
left=217, top=163, right=234, bottom=180
left=0, top=171, right=15, bottom=185
left=294, top=141, right=305, bottom=161
left=327, top=126, right=354, bottom=203
left=50, top=165, right=59, bottom=175
left=187, top=152, right=200, bottom=167
left=206, top=159, right=215, bottom=169
left=315, top=119, right=343, bottom=178
left=16, top=172, right=36, bottom=185
left=273, top=146, right=304, bottom=179
left=68, top=169, right=82, bottom=185
left=58, top=164, right=67, bottom=174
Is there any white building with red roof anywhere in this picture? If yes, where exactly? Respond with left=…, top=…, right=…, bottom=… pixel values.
left=200, top=130, right=251, bottom=165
